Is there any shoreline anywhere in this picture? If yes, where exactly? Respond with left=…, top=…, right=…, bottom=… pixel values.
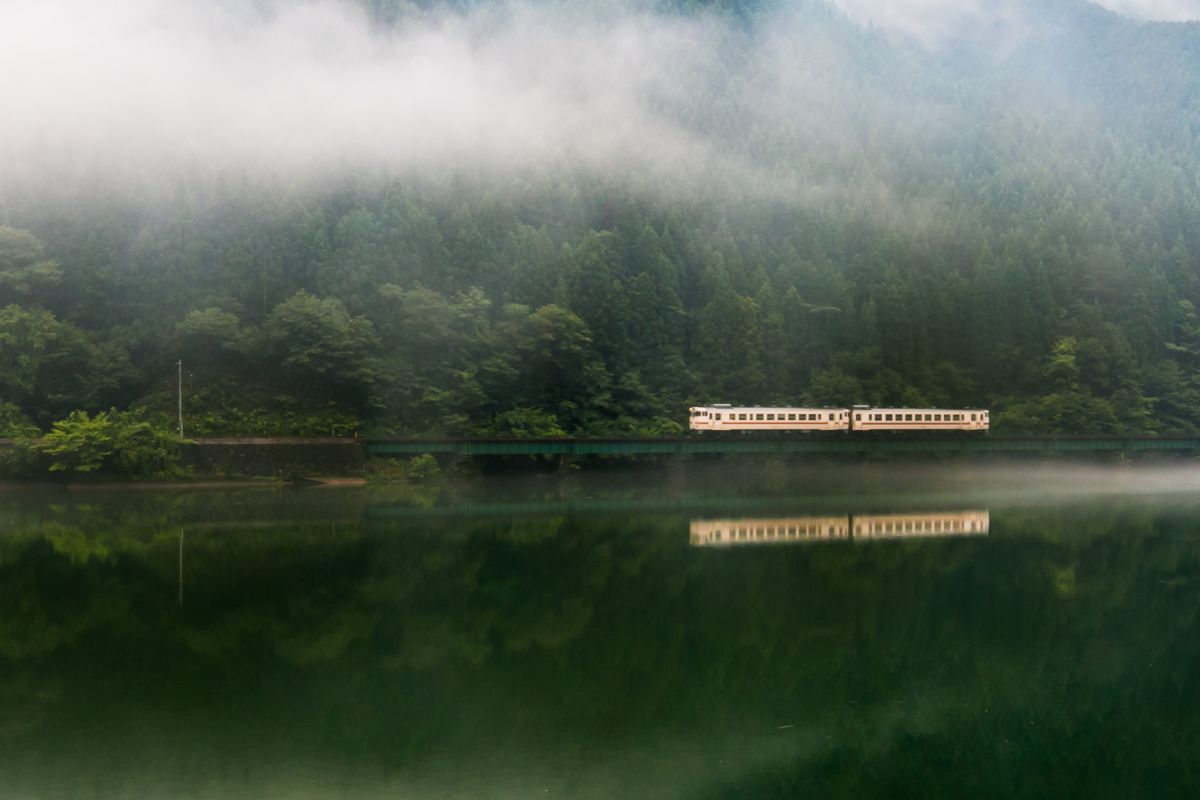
left=0, top=477, right=369, bottom=492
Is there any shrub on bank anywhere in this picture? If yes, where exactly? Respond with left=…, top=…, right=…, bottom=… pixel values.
left=365, top=454, right=442, bottom=483
left=31, top=410, right=186, bottom=479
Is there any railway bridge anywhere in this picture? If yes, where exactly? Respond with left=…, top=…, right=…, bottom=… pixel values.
left=361, top=435, right=1200, bottom=458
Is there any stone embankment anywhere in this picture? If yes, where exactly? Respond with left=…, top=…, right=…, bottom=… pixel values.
left=184, top=437, right=365, bottom=477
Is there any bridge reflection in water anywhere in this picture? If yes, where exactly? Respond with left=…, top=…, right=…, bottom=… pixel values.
left=690, top=510, right=989, bottom=547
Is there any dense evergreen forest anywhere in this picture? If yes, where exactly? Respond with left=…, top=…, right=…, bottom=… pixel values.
left=2, top=0, right=1200, bottom=443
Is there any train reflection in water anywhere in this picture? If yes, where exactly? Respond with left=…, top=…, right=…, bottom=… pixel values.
left=690, top=510, right=989, bottom=547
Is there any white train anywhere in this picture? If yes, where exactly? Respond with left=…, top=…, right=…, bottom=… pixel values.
left=687, top=404, right=988, bottom=432
left=689, top=510, right=990, bottom=547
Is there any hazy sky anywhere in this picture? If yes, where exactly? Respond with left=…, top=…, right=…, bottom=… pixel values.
left=830, top=0, right=1199, bottom=45
left=832, top=0, right=1200, bottom=27
left=1089, top=0, right=1200, bottom=20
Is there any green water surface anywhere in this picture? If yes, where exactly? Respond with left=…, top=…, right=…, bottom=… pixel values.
left=2, top=462, right=1199, bottom=798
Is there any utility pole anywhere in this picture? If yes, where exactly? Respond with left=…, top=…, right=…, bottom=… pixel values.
left=177, top=359, right=184, bottom=438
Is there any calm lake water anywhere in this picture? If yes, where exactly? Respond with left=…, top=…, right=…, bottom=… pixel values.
left=2, top=461, right=1200, bottom=798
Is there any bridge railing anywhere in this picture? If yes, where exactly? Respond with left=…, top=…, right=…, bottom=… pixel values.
left=360, top=436, right=1200, bottom=457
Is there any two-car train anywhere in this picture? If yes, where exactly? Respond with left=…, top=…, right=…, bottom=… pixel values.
left=688, top=404, right=989, bottom=432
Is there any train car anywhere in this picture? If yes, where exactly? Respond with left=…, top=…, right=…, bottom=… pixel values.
left=688, top=405, right=850, bottom=432
left=690, top=516, right=851, bottom=546
left=851, top=510, right=990, bottom=540
left=849, top=407, right=988, bottom=432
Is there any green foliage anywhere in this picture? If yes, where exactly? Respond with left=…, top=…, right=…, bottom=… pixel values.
left=0, top=440, right=44, bottom=479
left=36, top=411, right=115, bottom=474
left=111, top=419, right=185, bottom=478
left=406, top=454, right=442, bottom=481
left=264, top=291, right=377, bottom=407
left=0, top=402, right=38, bottom=438
left=33, top=410, right=183, bottom=478
left=480, top=407, right=567, bottom=438
left=364, top=458, right=409, bottom=484
left=364, top=454, right=442, bottom=483
left=0, top=226, right=62, bottom=305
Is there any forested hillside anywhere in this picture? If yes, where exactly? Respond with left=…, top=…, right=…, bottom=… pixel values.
left=2, top=0, right=1199, bottom=438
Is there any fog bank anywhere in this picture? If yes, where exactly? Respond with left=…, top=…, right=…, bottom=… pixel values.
left=1, top=1, right=741, bottom=184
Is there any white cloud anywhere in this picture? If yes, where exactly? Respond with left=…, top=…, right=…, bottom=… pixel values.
left=0, top=0, right=731, bottom=183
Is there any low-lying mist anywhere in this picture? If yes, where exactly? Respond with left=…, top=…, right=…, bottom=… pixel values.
left=1, top=0, right=1140, bottom=210
left=1, top=1, right=773, bottom=188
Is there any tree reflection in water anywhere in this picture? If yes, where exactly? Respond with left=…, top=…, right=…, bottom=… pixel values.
left=0, top=483, right=1198, bottom=797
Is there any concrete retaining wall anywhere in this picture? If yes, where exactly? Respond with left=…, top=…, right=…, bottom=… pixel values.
left=183, top=438, right=365, bottom=477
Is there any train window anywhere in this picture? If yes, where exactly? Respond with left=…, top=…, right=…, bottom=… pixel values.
left=902, top=414, right=910, bottom=421
left=885, top=414, right=893, bottom=421
left=714, top=414, right=721, bottom=420
left=738, top=413, right=746, bottom=420
left=935, top=414, right=942, bottom=421
left=925, top=414, right=932, bottom=421
left=756, top=413, right=764, bottom=420
left=766, top=413, right=775, bottom=420
left=787, top=413, right=796, bottom=420
left=970, top=414, right=977, bottom=421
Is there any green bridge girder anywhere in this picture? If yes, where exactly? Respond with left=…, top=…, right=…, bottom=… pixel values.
left=361, top=435, right=1200, bottom=457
